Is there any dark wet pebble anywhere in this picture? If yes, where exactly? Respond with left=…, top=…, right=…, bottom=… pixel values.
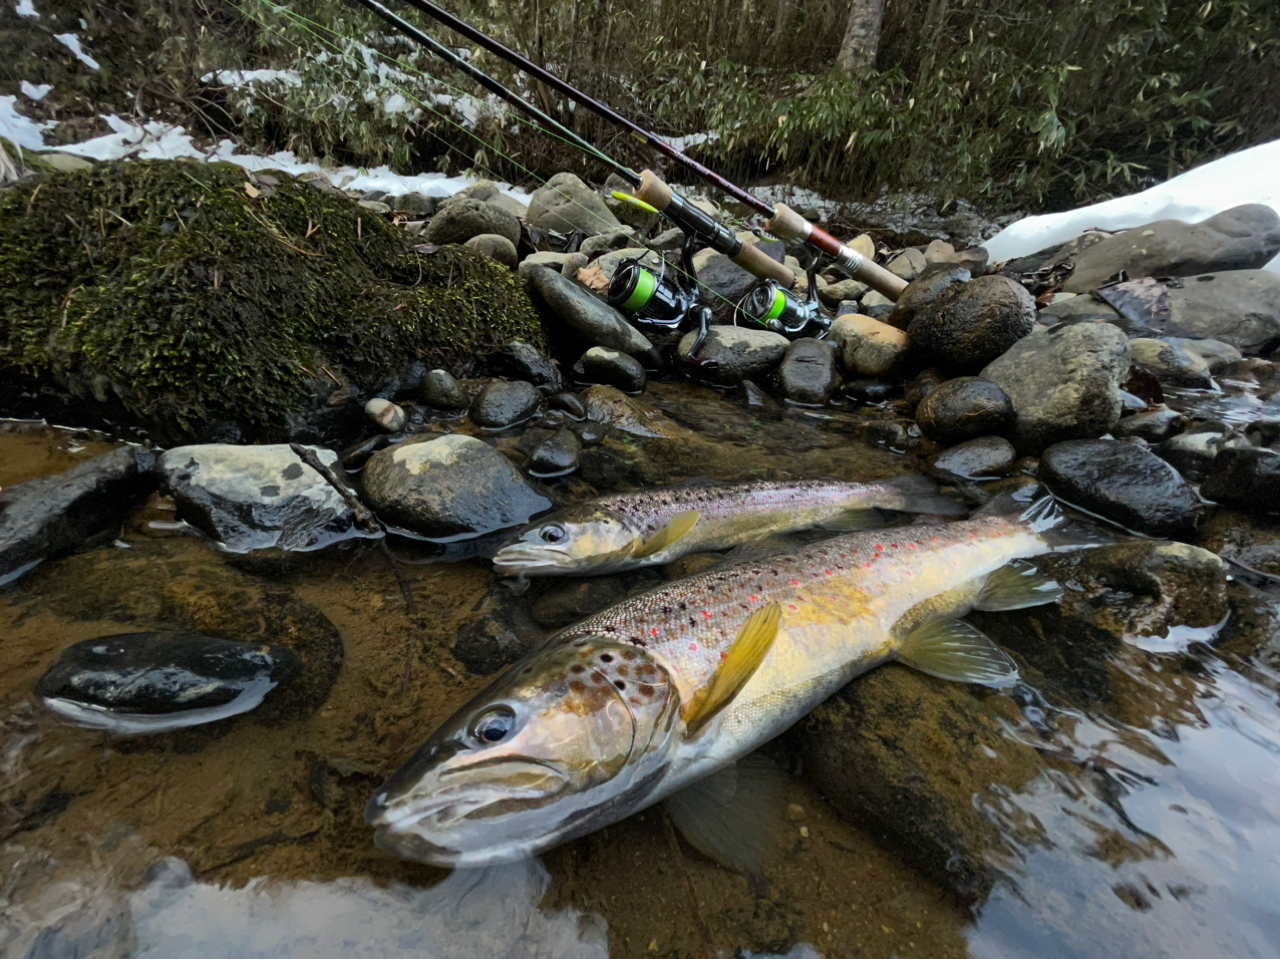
left=843, top=379, right=902, bottom=405
left=453, top=587, right=546, bottom=675
left=526, top=428, right=582, bottom=478
left=35, top=632, right=301, bottom=734
left=1040, top=438, right=1201, bottom=537
left=0, top=446, right=154, bottom=584
left=908, top=275, right=1036, bottom=373
left=779, top=337, right=840, bottom=406
left=340, top=433, right=391, bottom=470
left=904, top=368, right=947, bottom=409
left=737, top=379, right=779, bottom=414
left=533, top=409, right=571, bottom=431
left=579, top=447, right=625, bottom=490
left=570, top=420, right=608, bottom=447
left=928, top=436, right=1016, bottom=480
left=1201, top=447, right=1280, bottom=512
left=574, top=347, right=647, bottom=393
left=914, top=376, right=1014, bottom=446
left=1111, top=405, right=1184, bottom=443
left=470, top=379, right=542, bottom=429
left=158, top=444, right=366, bottom=553
left=361, top=434, right=551, bottom=540
left=501, top=340, right=563, bottom=394
left=1156, top=431, right=1239, bottom=482
left=418, top=369, right=471, bottom=411
left=531, top=578, right=628, bottom=629
left=549, top=392, right=586, bottom=419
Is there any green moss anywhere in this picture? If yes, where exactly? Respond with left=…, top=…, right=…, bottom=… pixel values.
left=0, top=160, right=542, bottom=436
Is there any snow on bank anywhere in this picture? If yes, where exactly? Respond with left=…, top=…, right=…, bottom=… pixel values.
left=984, top=138, right=1280, bottom=274
left=0, top=95, right=56, bottom=151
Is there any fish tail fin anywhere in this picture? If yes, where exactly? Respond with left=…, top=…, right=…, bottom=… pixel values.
left=975, top=489, right=1113, bottom=551
left=874, top=474, right=968, bottom=517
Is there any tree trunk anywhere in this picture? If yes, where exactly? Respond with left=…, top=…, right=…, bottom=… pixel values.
left=835, top=0, right=886, bottom=73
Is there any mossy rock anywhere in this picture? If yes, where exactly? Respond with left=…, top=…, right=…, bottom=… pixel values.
left=0, top=160, right=543, bottom=440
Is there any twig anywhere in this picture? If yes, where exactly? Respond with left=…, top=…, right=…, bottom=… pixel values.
left=305, top=219, right=320, bottom=239
left=289, top=442, right=380, bottom=534
left=320, top=365, right=342, bottom=385
left=25, top=183, right=42, bottom=217
left=357, top=216, right=363, bottom=241
left=59, top=286, right=82, bottom=328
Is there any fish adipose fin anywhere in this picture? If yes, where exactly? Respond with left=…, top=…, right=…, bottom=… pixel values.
left=895, top=617, right=1019, bottom=687
left=634, top=509, right=701, bottom=559
left=683, top=601, right=781, bottom=737
left=663, top=754, right=788, bottom=880
left=973, top=559, right=1063, bottom=611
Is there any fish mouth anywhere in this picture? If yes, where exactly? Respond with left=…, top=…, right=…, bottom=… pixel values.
left=491, top=543, right=578, bottom=575
left=365, top=758, right=569, bottom=831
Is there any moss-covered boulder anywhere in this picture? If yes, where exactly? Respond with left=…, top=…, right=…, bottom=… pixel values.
left=0, top=161, right=543, bottom=441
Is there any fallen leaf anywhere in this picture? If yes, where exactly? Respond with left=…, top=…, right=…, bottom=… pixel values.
left=576, top=261, right=610, bottom=293
left=243, top=182, right=261, bottom=199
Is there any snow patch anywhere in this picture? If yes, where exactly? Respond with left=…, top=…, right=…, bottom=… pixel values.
left=0, top=95, right=56, bottom=151
left=20, top=81, right=52, bottom=101
left=984, top=138, right=1280, bottom=275
left=15, top=0, right=38, bottom=18
left=53, top=32, right=100, bottom=71
left=202, top=68, right=302, bottom=88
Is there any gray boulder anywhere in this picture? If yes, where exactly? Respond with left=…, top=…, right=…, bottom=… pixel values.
left=526, top=172, right=620, bottom=233
left=470, top=379, right=542, bottom=429
left=362, top=434, right=551, bottom=539
left=464, top=233, right=519, bottom=269
left=676, top=325, right=790, bottom=387
left=574, top=347, right=647, bottom=394
left=158, top=444, right=365, bottom=552
left=982, top=323, right=1131, bottom=453
left=1201, top=447, right=1280, bottom=512
left=1129, top=338, right=1214, bottom=389
left=1161, top=271, right=1280, bottom=353
left=1040, top=438, right=1201, bottom=538
left=908, top=275, right=1036, bottom=373
left=887, top=247, right=927, bottom=280
left=914, top=376, right=1014, bottom=446
left=1064, top=204, right=1280, bottom=293
left=778, top=338, right=840, bottom=406
left=526, top=266, right=659, bottom=365
left=418, top=369, right=470, bottom=410
left=421, top=198, right=520, bottom=247
left=1, top=446, right=154, bottom=583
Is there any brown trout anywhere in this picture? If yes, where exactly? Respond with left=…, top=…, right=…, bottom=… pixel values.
left=492, top=475, right=963, bottom=581
left=366, top=494, right=1074, bottom=867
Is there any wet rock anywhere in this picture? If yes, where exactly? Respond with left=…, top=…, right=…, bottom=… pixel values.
left=927, top=436, right=1016, bottom=479
left=580, top=385, right=683, bottom=439
left=157, top=444, right=364, bottom=553
left=843, top=379, right=902, bottom=405
left=908, top=275, right=1036, bottom=373
left=858, top=288, right=896, bottom=318
left=1040, top=438, right=1201, bottom=537
left=924, top=239, right=956, bottom=263
left=887, top=248, right=927, bottom=280
left=0, top=447, right=154, bottom=583
left=1174, top=337, right=1242, bottom=373
left=1036, top=293, right=1122, bottom=327
left=364, top=398, right=406, bottom=433
left=525, top=266, right=659, bottom=364
left=574, top=347, right=647, bottom=394
left=914, top=377, right=1014, bottom=446
left=884, top=264, right=971, bottom=332
left=418, top=369, right=471, bottom=411
left=35, top=632, right=301, bottom=734
left=829, top=313, right=908, bottom=379
left=549, top=392, right=586, bottom=419
left=1063, top=204, right=1280, bottom=293
left=1111, top=405, right=1184, bottom=442
left=357, top=199, right=390, bottom=215
left=516, top=251, right=577, bottom=276
left=905, top=368, right=947, bottom=409
left=1129, top=338, right=1213, bottom=389
left=530, top=578, right=628, bottom=629
left=362, top=435, right=551, bottom=540
left=463, top=233, right=519, bottom=269
left=341, top=433, right=391, bottom=470
left=736, top=379, right=779, bottom=415
left=501, top=341, right=563, bottom=394
left=1142, top=270, right=1280, bottom=353
left=983, top=323, right=1131, bottom=453
left=579, top=447, right=625, bottom=489
left=421, top=198, right=520, bottom=247
left=571, top=419, right=608, bottom=447
left=525, top=428, right=582, bottom=478
left=1201, top=447, right=1280, bottom=512
left=453, top=586, right=546, bottom=675
left=794, top=667, right=1044, bottom=904
left=526, top=172, right=621, bottom=233
left=676, top=326, right=789, bottom=387
left=818, top=278, right=868, bottom=309
left=1156, top=431, right=1242, bottom=482
left=778, top=338, right=840, bottom=406
left=470, top=380, right=542, bottom=429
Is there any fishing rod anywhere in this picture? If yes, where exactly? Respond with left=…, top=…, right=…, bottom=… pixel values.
left=391, top=0, right=908, bottom=303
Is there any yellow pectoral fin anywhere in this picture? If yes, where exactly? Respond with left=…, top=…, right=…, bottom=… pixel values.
left=633, top=509, right=701, bottom=559
left=683, top=601, right=782, bottom=738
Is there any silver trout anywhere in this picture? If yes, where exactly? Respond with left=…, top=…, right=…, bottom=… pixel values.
left=366, top=494, right=1073, bottom=868
left=492, top=475, right=963, bottom=581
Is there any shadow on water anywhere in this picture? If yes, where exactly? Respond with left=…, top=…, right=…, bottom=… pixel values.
left=2, top=388, right=1280, bottom=958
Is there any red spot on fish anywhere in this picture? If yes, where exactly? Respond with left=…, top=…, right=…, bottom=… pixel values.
left=825, top=569, right=833, bottom=576
left=702, top=610, right=712, bottom=620
left=689, top=643, right=698, bottom=652
left=905, top=570, right=912, bottom=578
left=994, top=531, right=1003, bottom=538
left=790, top=578, right=800, bottom=586
left=969, top=533, right=976, bottom=539
left=650, top=627, right=659, bottom=637
left=750, top=594, right=760, bottom=602
left=864, top=562, right=872, bottom=569
left=788, top=604, right=798, bottom=610
left=721, top=651, right=728, bottom=660
left=875, top=544, right=884, bottom=551
left=909, top=543, right=917, bottom=550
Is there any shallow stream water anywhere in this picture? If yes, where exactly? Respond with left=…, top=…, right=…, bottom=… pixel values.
left=2, top=384, right=1279, bottom=959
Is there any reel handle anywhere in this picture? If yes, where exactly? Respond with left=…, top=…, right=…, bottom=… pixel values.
left=765, top=203, right=908, bottom=301
left=636, top=170, right=674, bottom=211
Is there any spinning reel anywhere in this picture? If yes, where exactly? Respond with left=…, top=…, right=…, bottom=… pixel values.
left=735, top=244, right=833, bottom=340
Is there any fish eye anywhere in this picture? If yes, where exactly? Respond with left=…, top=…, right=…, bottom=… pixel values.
left=539, top=524, right=567, bottom=544
left=471, top=705, right=517, bottom=745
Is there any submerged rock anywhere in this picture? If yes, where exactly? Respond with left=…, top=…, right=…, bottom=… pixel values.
left=778, top=338, right=840, bottom=406
left=418, top=369, right=471, bottom=411
left=453, top=586, right=546, bottom=675
left=526, top=172, right=621, bottom=234
left=361, top=434, right=551, bottom=540
left=157, top=444, right=365, bottom=553
left=35, top=632, right=301, bottom=734
left=1040, top=439, right=1200, bottom=538
left=1201, top=447, right=1280, bottom=512
left=927, top=436, right=1016, bottom=479
left=1157, top=431, right=1243, bottom=482
left=470, top=379, right=542, bottom=429
left=914, top=377, right=1014, bottom=446
left=908, top=275, right=1036, bottom=373
left=525, top=428, right=582, bottom=478
left=574, top=347, right=647, bottom=394
left=525, top=266, right=659, bottom=364
left=676, top=326, right=789, bottom=387
left=0, top=446, right=154, bottom=583
left=580, top=385, right=683, bottom=439
left=530, top=578, right=628, bottom=629
left=982, top=323, right=1130, bottom=453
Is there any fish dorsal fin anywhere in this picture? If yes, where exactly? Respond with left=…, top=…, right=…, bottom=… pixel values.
left=663, top=753, right=788, bottom=879
left=895, top=617, right=1018, bottom=687
left=633, top=509, right=701, bottom=559
left=973, top=559, right=1063, bottom=611
left=683, top=601, right=781, bottom=737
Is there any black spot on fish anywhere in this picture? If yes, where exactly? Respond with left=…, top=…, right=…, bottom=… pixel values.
left=282, top=463, right=305, bottom=480
left=259, top=485, right=281, bottom=498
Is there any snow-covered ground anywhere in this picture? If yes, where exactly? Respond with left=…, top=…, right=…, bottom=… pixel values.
left=983, top=138, right=1280, bottom=274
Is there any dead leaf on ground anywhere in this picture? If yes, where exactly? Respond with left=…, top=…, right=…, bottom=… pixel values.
left=243, top=182, right=262, bottom=199
left=576, top=261, right=610, bottom=293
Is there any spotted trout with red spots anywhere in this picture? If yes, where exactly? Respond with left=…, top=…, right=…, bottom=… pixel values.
left=367, top=494, right=1079, bottom=867
left=492, top=475, right=964, bottom=582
